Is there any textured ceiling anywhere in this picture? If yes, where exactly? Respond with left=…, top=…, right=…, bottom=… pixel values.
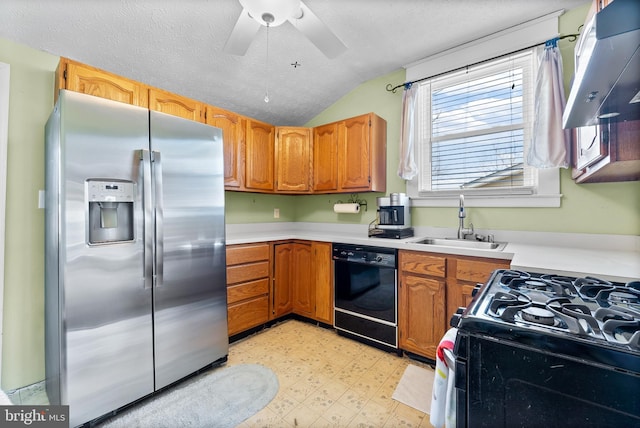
left=0, top=0, right=588, bottom=126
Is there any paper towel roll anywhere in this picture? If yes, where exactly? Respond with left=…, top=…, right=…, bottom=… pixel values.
left=333, top=203, right=360, bottom=214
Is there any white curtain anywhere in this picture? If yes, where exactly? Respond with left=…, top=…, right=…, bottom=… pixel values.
left=527, top=40, right=570, bottom=169
left=397, top=83, right=419, bottom=180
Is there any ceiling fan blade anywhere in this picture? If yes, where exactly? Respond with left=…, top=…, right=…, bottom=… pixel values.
left=223, top=9, right=261, bottom=56
left=290, top=2, right=347, bottom=59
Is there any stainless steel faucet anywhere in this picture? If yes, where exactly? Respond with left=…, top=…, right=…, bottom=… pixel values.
left=457, top=194, right=474, bottom=239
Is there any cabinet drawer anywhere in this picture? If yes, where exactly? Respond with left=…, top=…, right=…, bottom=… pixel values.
left=227, top=261, right=269, bottom=284
left=226, top=243, right=270, bottom=266
left=456, top=259, right=509, bottom=283
left=227, top=278, right=270, bottom=305
left=227, top=296, right=270, bottom=336
left=399, top=251, right=446, bottom=278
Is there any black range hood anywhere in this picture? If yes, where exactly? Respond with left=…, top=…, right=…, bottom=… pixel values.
left=562, top=0, right=640, bottom=129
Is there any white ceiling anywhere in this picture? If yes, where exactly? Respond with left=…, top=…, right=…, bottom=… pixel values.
left=0, top=0, right=588, bottom=126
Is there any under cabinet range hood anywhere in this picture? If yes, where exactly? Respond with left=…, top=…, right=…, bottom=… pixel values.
left=563, top=0, right=640, bottom=129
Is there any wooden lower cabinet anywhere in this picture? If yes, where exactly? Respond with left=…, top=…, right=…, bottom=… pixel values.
left=399, top=250, right=510, bottom=360
left=272, top=240, right=333, bottom=323
left=446, top=255, right=510, bottom=324
left=226, top=243, right=271, bottom=336
left=312, top=242, right=333, bottom=325
left=272, top=242, right=296, bottom=318
left=398, top=251, right=447, bottom=359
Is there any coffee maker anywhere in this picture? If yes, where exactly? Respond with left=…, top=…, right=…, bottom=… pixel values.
left=369, top=193, right=414, bottom=239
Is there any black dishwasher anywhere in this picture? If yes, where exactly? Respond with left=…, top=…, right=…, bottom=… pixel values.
left=333, top=243, right=398, bottom=351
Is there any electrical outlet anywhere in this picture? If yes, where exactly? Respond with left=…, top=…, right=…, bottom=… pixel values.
left=273, top=208, right=280, bottom=219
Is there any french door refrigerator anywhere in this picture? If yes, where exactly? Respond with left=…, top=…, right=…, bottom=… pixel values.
left=44, top=90, right=228, bottom=427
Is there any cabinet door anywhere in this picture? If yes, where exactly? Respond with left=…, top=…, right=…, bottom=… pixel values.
left=276, top=127, right=311, bottom=192
left=338, top=114, right=371, bottom=191
left=207, top=106, right=244, bottom=188
left=292, top=242, right=314, bottom=317
left=148, top=88, right=203, bottom=122
left=575, top=125, right=607, bottom=170
left=313, top=123, right=339, bottom=192
left=398, top=273, right=446, bottom=359
left=312, top=242, right=333, bottom=324
left=446, top=256, right=509, bottom=324
left=273, top=243, right=294, bottom=317
left=246, top=119, right=275, bottom=191
left=63, top=60, right=148, bottom=108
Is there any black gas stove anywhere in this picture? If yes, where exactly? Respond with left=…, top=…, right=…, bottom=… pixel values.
left=452, top=269, right=640, bottom=427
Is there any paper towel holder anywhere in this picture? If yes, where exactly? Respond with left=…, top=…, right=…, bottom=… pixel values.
left=336, top=193, right=367, bottom=212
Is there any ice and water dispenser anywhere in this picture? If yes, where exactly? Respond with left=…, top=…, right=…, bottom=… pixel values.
left=86, top=179, right=135, bottom=244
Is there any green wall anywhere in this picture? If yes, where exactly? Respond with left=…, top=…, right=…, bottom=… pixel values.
left=0, top=38, right=58, bottom=390
left=0, top=2, right=638, bottom=391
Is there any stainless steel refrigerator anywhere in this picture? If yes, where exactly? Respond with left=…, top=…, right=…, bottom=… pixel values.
left=44, top=90, right=228, bottom=427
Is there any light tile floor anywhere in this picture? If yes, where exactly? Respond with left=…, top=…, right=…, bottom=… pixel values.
left=232, top=319, right=435, bottom=428
left=6, top=319, right=436, bottom=427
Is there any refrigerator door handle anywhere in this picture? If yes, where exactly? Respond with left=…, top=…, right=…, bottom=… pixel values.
left=141, top=149, right=154, bottom=290
left=153, top=150, right=164, bottom=288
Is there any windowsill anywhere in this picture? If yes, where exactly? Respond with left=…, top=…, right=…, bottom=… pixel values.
left=406, top=167, right=562, bottom=208
left=407, top=193, right=562, bottom=208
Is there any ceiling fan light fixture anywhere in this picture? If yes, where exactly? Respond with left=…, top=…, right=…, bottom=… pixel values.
left=239, top=0, right=300, bottom=27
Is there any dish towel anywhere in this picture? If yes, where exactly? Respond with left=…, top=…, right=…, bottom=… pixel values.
left=430, top=328, right=457, bottom=428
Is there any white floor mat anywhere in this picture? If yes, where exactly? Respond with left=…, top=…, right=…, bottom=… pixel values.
left=392, top=364, right=435, bottom=414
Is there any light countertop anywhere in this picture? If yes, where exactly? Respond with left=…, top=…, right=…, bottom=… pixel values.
left=226, top=222, right=640, bottom=283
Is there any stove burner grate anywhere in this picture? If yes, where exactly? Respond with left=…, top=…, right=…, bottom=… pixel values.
left=498, top=270, right=531, bottom=287
left=595, top=287, right=640, bottom=304
left=488, top=291, right=531, bottom=322
left=508, top=278, right=576, bottom=298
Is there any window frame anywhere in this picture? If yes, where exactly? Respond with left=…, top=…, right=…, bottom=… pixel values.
left=404, top=12, right=563, bottom=208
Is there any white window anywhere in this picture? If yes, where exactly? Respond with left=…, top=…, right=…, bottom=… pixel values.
left=405, top=12, right=562, bottom=208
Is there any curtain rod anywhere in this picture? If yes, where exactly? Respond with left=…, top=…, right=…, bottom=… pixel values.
left=385, top=33, right=580, bottom=93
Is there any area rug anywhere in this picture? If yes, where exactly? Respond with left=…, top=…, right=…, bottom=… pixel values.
left=392, top=364, right=434, bottom=414
left=98, top=363, right=279, bottom=428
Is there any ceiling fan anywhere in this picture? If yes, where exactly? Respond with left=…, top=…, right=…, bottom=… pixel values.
left=224, top=0, right=347, bottom=58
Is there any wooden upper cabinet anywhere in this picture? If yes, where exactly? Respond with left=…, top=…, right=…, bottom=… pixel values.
left=338, top=115, right=370, bottom=191
left=573, top=120, right=640, bottom=183
left=58, top=58, right=148, bottom=108
left=336, top=113, right=387, bottom=193
left=276, top=127, right=312, bottom=193
left=148, top=88, right=204, bottom=123
left=206, top=106, right=245, bottom=189
left=245, top=119, right=275, bottom=191
left=313, top=123, right=339, bottom=192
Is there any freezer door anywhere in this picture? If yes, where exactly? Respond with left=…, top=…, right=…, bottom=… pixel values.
left=51, top=91, right=154, bottom=426
left=150, top=111, right=228, bottom=389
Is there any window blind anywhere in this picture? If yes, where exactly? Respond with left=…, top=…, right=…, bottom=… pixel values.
left=417, top=51, right=536, bottom=193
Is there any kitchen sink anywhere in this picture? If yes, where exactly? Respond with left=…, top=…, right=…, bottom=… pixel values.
left=411, top=237, right=507, bottom=251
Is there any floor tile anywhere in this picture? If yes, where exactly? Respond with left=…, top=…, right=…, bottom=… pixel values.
left=226, top=319, right=434, bottom=428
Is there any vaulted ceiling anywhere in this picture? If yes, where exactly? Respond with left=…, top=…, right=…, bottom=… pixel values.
left=0, top=0, right=588, bottom=125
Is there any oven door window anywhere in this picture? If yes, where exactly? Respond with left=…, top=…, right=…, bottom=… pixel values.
left=334, top=260, right=396, bottom=323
